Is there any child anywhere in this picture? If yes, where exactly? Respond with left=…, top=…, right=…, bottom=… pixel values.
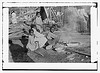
left=35, top=12, right=43, bottom=33
left=26, top=28, right=46, bottom=57
left=32, top=28, right=47, bottom=48
left=26, top=29, right=39, bottom=51
left=11, top=11, right=17, bottom=24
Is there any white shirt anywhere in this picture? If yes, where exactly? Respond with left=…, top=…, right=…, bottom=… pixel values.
left=35, top=16, right=43, bottom=25
left=32, top=28, right=47, bottom=48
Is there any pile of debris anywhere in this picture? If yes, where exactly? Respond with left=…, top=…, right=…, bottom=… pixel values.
left=9, top=7, right=63, bottom=39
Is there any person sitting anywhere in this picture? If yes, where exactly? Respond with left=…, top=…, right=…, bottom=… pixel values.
left=11, top=11, right=18, bottom=24
left=26, top=29, right=38, bottom=51
left=19, top=35, right=28, bottom=51
left=26, top=28, right=47, bottom=57
left=35, top=12, right=43, bottom=33
left=32, top=28, right=47, bottom=48
left=42, top=28, right=60, bottom=50
left=9, top=40, right=33, bottom=62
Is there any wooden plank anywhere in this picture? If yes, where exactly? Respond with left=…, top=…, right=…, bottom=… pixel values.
left=65, top=47, right=91, bottom=56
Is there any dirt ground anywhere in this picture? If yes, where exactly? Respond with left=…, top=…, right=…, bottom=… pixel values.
left=9, top=29, right=91, bottom=63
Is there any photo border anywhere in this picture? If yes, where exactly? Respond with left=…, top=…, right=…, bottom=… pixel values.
left=2, top=1, right=98, bottom=71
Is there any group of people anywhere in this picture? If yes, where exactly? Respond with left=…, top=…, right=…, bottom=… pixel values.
left=9, top=11, right=61, bottom=62
left=26, top=27, right=47, bottom=51
left=27, top=10, right=65, bottom=50
left=24, top=12, right=58, bottom=51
